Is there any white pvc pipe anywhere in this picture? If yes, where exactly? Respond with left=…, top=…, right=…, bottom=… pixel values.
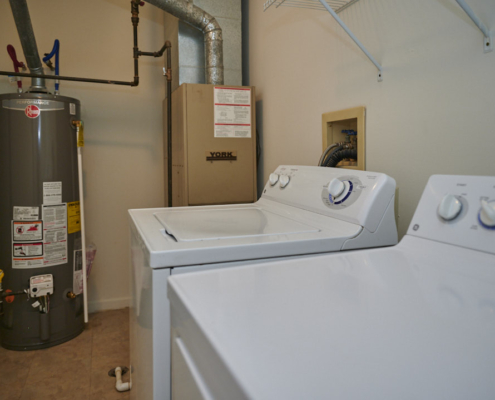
left=455, top=0, right=490, bottom=39
left=318, top=0, right=383, bottom=74
left=115, top=367, right=132, bottom=392
left=77, top=130, right=88, bottom=324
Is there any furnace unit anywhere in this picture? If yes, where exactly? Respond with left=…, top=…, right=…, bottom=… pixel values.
left=166, top=83, right=257, bottom=206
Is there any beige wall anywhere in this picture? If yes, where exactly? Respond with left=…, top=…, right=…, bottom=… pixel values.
left=2, top=0, right=494, bottom=312
left=0, top=0, right=166, bottom=311
left=248, top=0, right=495, bottom=237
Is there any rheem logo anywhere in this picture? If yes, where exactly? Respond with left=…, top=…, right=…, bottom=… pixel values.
left=25, top=105, right=40, bottom=119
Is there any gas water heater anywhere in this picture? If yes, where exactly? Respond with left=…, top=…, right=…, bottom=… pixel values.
left=0, top=93, right=84, bottom=350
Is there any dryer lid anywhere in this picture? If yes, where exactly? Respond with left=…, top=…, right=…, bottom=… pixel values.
left=154, top=207, right=320, bottom=242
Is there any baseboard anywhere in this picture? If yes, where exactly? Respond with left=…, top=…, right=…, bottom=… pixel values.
left=88, top=296, right=130, bottom=314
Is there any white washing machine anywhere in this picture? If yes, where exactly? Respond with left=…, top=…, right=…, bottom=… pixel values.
left=168, top=174, right=495, bottom=400
left=129, top=165, right=398, bottom=400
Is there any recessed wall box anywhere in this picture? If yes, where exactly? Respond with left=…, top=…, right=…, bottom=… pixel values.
left=322, top=106, right=365, bottom=171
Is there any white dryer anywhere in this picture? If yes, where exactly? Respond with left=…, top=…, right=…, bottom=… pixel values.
left=168, top=174, right=495, bottom=400
left=129, top=165, right=398, bottom=400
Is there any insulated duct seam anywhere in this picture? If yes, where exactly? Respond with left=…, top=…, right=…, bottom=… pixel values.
left=146, top=0, right=224, bottom=85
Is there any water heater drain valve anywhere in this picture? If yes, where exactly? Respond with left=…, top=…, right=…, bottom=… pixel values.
left=29, top=275, right=54, bottom=298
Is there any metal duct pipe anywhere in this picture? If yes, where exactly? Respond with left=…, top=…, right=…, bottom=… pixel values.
left=145, top=0, right=224, bottom=85
left=9, top=0, right=46, bottom=92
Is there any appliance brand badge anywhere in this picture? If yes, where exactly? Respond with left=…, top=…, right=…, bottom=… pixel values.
left=206, top=151, right=237, bottom=161
left=25, top=105, right=40, bottom=119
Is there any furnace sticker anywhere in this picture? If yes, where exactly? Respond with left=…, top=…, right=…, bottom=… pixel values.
left=214, top=87, right=252, bottom=138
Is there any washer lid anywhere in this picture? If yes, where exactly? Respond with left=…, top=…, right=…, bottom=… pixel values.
left=155, top=207, right=320, bottom=242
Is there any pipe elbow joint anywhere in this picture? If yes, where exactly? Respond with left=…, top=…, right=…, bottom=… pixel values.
left=115, top=367, right=132, bottom=392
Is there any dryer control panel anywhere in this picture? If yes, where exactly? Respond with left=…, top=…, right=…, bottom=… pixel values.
left=408, top=175, right=495, bottom=255
left=262, top=166, right=396, bottom=233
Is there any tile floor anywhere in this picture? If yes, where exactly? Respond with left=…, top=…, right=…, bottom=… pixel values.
left=1, top=308, right=130, bottom=400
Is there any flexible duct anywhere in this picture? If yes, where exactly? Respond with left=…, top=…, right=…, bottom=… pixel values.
left=323, top=146, right=343, bottom=167
left=326, top=149, right=357, bottom=168
left=145, top=0, right=224, bottom=85
left=318, top=143, right=339, bottom=166
left=9, top=0, right=46, bottom=92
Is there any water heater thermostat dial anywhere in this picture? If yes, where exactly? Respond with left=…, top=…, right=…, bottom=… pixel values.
left=437, top=194, right=462, bottom=221
left=29, top=274, right=54, bottom=298
left=269, top=173, right=279, bottom=186
left=279, top=175, right=290, bottom=188
left=479, top=199, right=495, bottom=228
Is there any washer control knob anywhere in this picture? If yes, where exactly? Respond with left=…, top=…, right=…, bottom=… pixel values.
left=479, top=199, right=495, bottom=228
left=269, top=173, right=279, bottom=186
left=279, top=175, right=290, bottom=188
left=438, top=195, right=462, bottom=221
left=327, top=178, right=345, bottom=198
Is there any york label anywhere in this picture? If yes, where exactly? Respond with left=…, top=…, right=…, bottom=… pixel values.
left=206, top=151, right=237, bottom=161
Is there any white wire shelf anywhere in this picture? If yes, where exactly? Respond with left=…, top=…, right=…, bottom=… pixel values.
left=264, top=0, right=383, bottom=81
left=264, top=0, right=360, bottom=13
left=263, top=0, right=492, bottom=82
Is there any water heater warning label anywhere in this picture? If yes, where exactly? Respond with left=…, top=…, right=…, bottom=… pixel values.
left=42, top=204, right=68, bottom=267
left=12, top=221, right=44, bottom=269
left=73, top=249, right=83, bottom=295
left=13, top=242, right=43, bottom=257
left=12, top=221, right=43, bottom=241
left=13, top=206, right=39, bottom=221
left=43, top=182, right=62, bottom=205
left=214, top=87, right=252, bottom=138
left=13, top=257, right=43, bottom=269
left=67, top=201, right=81, bottom=234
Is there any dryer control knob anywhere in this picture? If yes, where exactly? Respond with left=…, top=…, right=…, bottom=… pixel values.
left=479, top=199, right=495, bottom=228
left=327, top=178, right=345, bottom=198
left=438, top=195, right=462, bottom=221
left=269, top=173, right=279, bottom=186
left=279, top=175, right=290, bottom=188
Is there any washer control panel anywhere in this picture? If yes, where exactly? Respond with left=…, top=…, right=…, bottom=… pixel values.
left=408, top=175, right=495, bottom=254
left=321, top=176, right=363, bottom=209
left=262, top=166, right=396, bottom=232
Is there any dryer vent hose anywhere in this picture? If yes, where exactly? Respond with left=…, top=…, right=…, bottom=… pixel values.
left=326, top=149, right=357, bottom=168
